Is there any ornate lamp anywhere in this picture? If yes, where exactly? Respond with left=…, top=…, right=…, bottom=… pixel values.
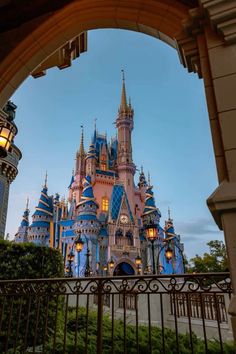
left=135, top=255, right=142, bottom=266
left=0, top=121, right=14, bottom=158
left=165, top=246, right=173, bottom=261
left=75, top=234, right=84, bottom=253
left=145, top=223, right=158, bottom=274
left=146, top=227, right=158, bottom=242
left=108, top=257, right=115, bottom=269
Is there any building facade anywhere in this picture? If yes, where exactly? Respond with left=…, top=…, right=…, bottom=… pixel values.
left=0, top=102, right=22, bottom=239
left=15, top=78, right=184, bottom=276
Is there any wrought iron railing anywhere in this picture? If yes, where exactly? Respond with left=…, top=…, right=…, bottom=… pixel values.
left=0, top=273, right=233, bottom=353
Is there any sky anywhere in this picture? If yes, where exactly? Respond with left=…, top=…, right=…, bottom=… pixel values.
left=6, top=29, right=224, bottom=258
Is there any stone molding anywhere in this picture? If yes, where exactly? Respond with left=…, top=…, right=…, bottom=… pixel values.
left=200, top=0, right=236, bottom=44
left=207, top=180, right=236, bottom=229
left=177, top=0, right=236, bottom=76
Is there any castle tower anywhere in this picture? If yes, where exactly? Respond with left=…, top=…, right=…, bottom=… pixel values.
left=85, top=142, right=97, bottom=183
left=75, top=128, right=86, bottom=175
left=74, top=175, right=100, bottom=275
left=164, top=209, right=184, bottom=274
left=69, top=128, right=86, bottom=204
left=0, top=101, right=21, bottom=239
left=28, top=174, right=53, bottom=246
left=138, top=166, right=148, bottom=202
left=14, top=198, right=29, bottom=243
left=116, top=72, right=136, bottom=212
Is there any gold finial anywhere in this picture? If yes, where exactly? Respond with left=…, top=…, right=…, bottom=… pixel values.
left=44, top=171, right=48, bottom=188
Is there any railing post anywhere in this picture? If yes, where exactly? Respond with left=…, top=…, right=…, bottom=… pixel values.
left=97, top=278, right=103, bottom=354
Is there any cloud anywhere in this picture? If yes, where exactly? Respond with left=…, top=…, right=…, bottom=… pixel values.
left=175, top=217, right=222, bottom=238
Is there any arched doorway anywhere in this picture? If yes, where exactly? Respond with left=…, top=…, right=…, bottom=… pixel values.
left=113, top=262, right=135, bottom=276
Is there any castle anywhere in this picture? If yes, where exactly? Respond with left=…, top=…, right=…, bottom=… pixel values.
left=14, top=76, right=184, bottom=276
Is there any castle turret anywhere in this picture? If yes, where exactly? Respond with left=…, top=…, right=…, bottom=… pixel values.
left=85, top=142, right=96, bottom=183
left=74, top=175, right=100, bottom=275
left=75, top=128, right=86, bottom=175
left=116, top=72, right=136, bottom=212
left=28, top=174, right=53, bottom=246
left=138, top=166, right=147, bottom=202
left=0, top=101, right=21, bottom=239
left=14, top=198, right=30, bottom=243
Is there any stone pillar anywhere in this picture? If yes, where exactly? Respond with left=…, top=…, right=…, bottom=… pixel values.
left=0, top=174, right=10, bottom=239
left=177, top=0, right=236, bottom=345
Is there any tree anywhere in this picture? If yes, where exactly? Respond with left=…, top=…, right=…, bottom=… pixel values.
left=187, top=240, right=229, bottom=273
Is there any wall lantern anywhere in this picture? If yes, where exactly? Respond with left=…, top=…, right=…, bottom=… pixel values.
left=0, top=121, right=14, bottom=158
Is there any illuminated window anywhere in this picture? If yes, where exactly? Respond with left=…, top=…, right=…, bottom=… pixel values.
left=102, top=196, right=109, bottom=212
left=101, top=163, right=106, bottom=171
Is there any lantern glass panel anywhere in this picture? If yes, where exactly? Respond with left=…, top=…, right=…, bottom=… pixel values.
left=165, top=248, right=173, bottom=261
left=147, top=227, right=157, bottom=241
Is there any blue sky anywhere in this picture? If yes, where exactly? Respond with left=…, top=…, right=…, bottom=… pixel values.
left=6, top=29, right=223, bottom=258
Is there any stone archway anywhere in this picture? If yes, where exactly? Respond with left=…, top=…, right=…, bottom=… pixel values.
left=0, top=0, right=236, bottom=344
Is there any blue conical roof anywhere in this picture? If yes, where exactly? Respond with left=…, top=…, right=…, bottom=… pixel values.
left=143, top=185, right=160, bottom=217
left=77, top=175, right=98, bottom=208
left=32, top=184, right=53, bottom=218
left=86, top=142, right=97, bottom=160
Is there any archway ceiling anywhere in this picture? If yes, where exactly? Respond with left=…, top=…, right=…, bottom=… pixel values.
left=0, top=0, right=197, bottom=33
left=0, top=0, right=198, bottom=106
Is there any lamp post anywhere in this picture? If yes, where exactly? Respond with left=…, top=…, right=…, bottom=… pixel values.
left=156, top=238, right=184, bottom=274
left=108, top=257, right=115, bottom=275
left=145, top=225, right=158, bottom=275
left=103, top=264, right=108, bottom=276
left=83, top=238, right=92, bottom=277
left=65, top=250, right=75, bottom=277
left=135, top=254, right=142, bottom=275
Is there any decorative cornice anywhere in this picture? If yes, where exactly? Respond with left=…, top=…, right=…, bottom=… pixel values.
left=200, top=0, right=236, bottom=44
left=207, top=180, right=236, bottom=229
left=176, top=0, right=236, bottom=77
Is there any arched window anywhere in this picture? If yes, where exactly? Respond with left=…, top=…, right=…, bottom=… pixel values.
left=115, top=228, right=123, bottom=246
left=126, top=231, right=133, bottom=246
left=101, top=154, right=107, bottom=171
left=102, top=196, right=109, bottom=212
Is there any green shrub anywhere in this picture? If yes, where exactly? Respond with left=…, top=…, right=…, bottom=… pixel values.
left=45, top=307, right=235, bottom=354
left=0, top=240, right=64, bottom=352
left=0, top=240, right=64, bottom=279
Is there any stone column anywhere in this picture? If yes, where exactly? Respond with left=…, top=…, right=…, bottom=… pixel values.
left=177, top=0, right=236, bottom=344
left=0, top=174, right=10, bottom=239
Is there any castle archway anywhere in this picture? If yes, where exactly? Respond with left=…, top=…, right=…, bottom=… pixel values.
left=113, top=262, right=135, bottom=276
left=1, top=0, right=236, bottom=343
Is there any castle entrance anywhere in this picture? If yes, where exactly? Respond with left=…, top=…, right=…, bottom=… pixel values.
left=113, top=262, right=135, bottom=276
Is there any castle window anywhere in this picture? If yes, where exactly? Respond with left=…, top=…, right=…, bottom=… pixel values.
left=101, top=163, right=106, bottom=171
left=102, top=196, right=109, bottom=212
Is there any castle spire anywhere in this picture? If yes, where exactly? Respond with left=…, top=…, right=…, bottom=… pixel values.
left=119, top=70, right=128, bottom=112
left=78, top=125, right=85, bottom=156
left=44, top=171, right=48, bottom=189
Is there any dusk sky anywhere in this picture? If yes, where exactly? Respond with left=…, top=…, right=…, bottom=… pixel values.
left=6, top=29, right=223, bottom=259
